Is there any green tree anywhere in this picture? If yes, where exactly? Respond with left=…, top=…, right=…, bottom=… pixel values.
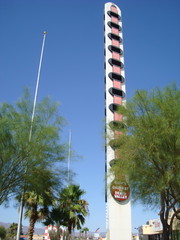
left=81, top=227, right=89, bottom=239
left=15, top=167, right=62, bottom=240
left=109, top=84, right=180, bottom=240
left=59, top=185, right=89, bottom=235
left=5, top=223, right=23, bottom=240
left=22, top=185, right=54, bottom=240
left=0, top=88, right=67, bottom=204
left=46, top=185, right=89, bottom=239
left=7, top=223, right=18, bottom=236
left=0, top=226, right=6, bottom=240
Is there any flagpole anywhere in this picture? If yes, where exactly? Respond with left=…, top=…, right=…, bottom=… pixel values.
left=16, top=31, right=47, bottom=240
left=67, top=129, right=71, bottom=185
left=29, top=31, right=46, bottom=141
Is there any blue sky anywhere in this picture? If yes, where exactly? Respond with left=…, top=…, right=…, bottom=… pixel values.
left=0, top=0, right=179, bottom=234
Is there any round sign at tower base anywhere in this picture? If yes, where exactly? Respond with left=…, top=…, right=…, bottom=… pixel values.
left=110, top=179, right=130, bottom=202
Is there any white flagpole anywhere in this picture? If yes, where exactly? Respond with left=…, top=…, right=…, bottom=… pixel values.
left=16, top=31, right=47, bottom=240
left=67, top=129, right=71, bottom=185
left=29, top=31, right=47, bottom=141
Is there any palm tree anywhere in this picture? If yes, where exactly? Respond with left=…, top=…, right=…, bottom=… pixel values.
left=57, top=185, right=89, bottom=236
left=82, top=227, right=89, bottom=239
left=23, top=189, right=53, bottom=240
left=6, top=223, right=23, bottom=240
left=16, top=168, right=56, bottom=240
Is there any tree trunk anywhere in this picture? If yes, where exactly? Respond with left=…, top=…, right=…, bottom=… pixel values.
left=68, top=224, right=71, bottom=234
left=28, top=206, right=38, bottom=240
left=28, top=216, right=36, bottom=240
left=161, top=227, right=170, bottom=240
left=160, top=191, right=171, bottom=240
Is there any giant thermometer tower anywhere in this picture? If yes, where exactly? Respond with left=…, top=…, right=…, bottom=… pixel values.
left=104, top=3, right=132, bottom=240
